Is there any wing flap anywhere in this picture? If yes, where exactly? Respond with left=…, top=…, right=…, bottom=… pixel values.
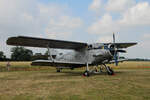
left=7, top=36, right=88, bottom=50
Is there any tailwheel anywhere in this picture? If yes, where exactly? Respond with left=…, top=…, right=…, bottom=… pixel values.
left=56, top=68, right=61, bottom=72
left=83, top=70, right=90, bottom=77
left=70, top=67, right=74, bottom=70
left=106, top=66, right=114, bottom=75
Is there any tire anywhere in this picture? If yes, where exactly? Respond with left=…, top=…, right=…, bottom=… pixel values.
left=70, top=67, right=74, bottom=70
left=83, top=71, right=90, bottom=77
left=56, top=69, right=61, bottom=72
left=107, top=66, right=114, bottom=75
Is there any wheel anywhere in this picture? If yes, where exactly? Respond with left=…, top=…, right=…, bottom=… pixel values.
left=70, top=67, right=74, bottom=70
left=107, top=66, right=114, bottom=75
left=83, top=71, right=90, bottom=77
left=56, top=69, right=61, bottom=72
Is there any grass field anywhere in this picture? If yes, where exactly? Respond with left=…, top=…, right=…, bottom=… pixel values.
left=0, top=61, right=150, bottom=100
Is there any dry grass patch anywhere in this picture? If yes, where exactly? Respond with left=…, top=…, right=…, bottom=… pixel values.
left=0, top=61, right=150, bottom=100
left=110, top=61, right=150, bottom=69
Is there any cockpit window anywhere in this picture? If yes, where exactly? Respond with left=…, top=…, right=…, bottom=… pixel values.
left=92, top=46, right=104, bottom=49
left=88, top=44, right=108, bottom=50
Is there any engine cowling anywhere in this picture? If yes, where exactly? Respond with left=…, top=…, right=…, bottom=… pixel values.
left=108, top=44, right=115, bottom=56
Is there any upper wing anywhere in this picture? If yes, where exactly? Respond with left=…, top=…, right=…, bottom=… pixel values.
left=105, top=43, right=137, bottom=48
left=7, top=36, right=88, bottom=50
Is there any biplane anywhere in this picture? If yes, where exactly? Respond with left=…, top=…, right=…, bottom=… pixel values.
left=7, top=34, right=137, bottom=76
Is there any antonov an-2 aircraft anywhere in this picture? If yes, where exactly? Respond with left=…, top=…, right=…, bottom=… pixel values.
left=7, top=34, right=137, bottom=76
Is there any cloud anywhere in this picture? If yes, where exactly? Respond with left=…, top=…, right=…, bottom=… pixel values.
left=143, top=34, right=150, bottom=39
left=97, top=35, right=113, bottom=43
left=0, top=0, right=39, bottom=35
left=142, top=34, right=150, bottom=47
left=88, top=1, right=150, bottom=35
left=120, top=2, right=150, bottom=26
left=0, top=0, right=83, bottom=57
left=45, top=16, right=83, bottom=39
left=0, top=0, right=82, bottom=37
left=88, top=14, right=118, bottom=35
left=89, top=0, right=103, bottom=14
left=105, top=0, right=135, bottom=13
left=88, top=1, right=150, bottom=58
left=131, top=33, right=150, bottom=58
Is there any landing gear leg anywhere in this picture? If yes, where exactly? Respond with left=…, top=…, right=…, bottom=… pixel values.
left=99, top=65, right=105, bottom=73
left=83, top=63, right=90, bottom=77
left=103, top=64, right=114, bottom=75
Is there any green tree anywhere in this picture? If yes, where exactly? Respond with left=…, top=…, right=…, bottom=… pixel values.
left=11, top=47, right=33, bottom=61
left=0, top=51, right=6, bottom=61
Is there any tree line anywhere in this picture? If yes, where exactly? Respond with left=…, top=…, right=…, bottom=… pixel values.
left=0, top=47, right=49, bottom=61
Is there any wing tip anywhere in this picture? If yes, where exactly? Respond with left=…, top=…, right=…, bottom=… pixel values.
left=6, top=37, right=15, bottom=45
left=7, top=36, right=20, bottom=45
left=132, top=42, right=138, bottom=45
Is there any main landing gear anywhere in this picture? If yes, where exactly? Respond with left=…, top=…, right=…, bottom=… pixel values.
left=104, top=65, right=114, bottom=75
left=83, top=63, right=90, bottom=77
left=83, top=63, right=114, bottom=77
left=83, top=70, right=90, bottom=77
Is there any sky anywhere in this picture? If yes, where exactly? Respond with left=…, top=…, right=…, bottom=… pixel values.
left=0, top=0, right=150, bottom=58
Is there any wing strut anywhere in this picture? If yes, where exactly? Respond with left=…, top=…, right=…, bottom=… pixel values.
left=47, top=45, right=54, bottom=62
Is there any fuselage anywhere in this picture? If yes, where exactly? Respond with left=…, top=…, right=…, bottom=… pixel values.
left=55, top=43, right=113, bottom=65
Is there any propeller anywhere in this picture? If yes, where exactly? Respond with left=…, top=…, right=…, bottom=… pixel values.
left=113, top=33, right=118, bottom=66
left=110, top=33, right=126, bottom=66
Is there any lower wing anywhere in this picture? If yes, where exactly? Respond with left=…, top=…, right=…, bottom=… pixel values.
left=31, top=60, right=86, bottom=68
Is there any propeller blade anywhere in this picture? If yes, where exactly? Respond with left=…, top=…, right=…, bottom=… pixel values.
left=113, top=33, right=118, bottom=66
left=114, top=52, right=118, bottom=66
left=113, top=33, right=115, bottom=43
